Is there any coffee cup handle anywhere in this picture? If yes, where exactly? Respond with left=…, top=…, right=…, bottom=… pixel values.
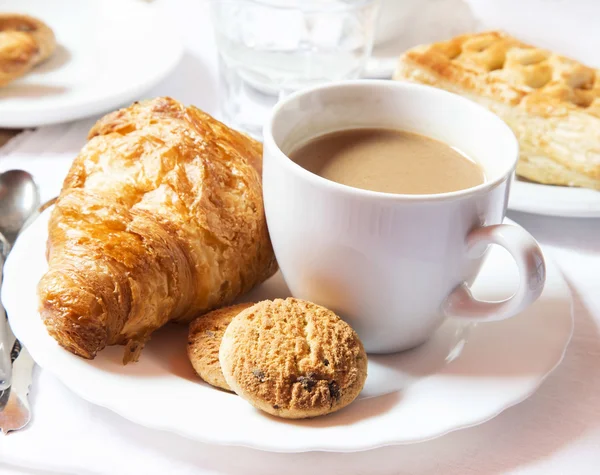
left=442, top=224, right=546, bottom=322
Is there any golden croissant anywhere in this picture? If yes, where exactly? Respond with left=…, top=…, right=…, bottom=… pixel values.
left=38, top=97, right=277, bottom=362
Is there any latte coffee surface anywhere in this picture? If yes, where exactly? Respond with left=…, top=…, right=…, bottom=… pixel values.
left=290, top=128, right=485, bottom=194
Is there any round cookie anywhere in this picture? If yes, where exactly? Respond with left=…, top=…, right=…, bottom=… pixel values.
left=188, top=302, right=254, bottom=391
left=219, top=298, right=367, bottom=419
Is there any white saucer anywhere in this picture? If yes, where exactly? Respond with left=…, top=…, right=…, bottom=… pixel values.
left=4, top=211, right=573, bottom=452
left=509, top=179, right=600, bottom=218
left=0, top=0, right=182, bottom=128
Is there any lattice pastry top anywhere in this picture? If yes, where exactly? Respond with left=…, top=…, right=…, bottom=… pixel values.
left=396, top=31, right=599, bottom=118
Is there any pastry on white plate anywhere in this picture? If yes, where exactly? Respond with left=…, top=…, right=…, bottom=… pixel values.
left=394, top=31, right=600, bottom=190
left=0, top=14, right=56, bottom=86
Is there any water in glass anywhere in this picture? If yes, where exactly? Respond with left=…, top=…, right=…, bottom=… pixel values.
left=212, top=0, right=379, bottom=138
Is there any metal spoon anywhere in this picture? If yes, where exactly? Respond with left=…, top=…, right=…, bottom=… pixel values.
left=0, top=170, right=39, bottom=390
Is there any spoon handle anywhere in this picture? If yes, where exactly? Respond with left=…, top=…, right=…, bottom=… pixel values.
left=0, top=256, right=11, bottom=390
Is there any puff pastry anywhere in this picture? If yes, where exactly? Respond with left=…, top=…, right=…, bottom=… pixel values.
left=38, top=97, right=277, bottom=363
left=0, top=14, right=56, bottom=86
left=394, top=31, right=600, bottom=189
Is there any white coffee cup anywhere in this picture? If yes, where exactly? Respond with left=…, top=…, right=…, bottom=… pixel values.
left=262, top=80, right=545, bottom=354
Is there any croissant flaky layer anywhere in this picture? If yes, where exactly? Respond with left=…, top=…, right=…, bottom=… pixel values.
left=38, top=97, right=277, bottom=362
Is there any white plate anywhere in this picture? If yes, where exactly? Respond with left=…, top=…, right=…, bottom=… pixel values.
left=509, top=179, right=600, bottom=218
left=4, top=211, right=573, bottom=452
left=0, top=0, right=183, bottom=128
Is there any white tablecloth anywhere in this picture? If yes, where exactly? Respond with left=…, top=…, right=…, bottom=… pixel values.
left=2, top=1, right=600, bottom=473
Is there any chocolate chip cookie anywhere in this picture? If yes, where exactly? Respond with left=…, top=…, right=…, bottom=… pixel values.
left=188, top=302, right=254, bottom=391
left=219, top=298, right=367, bottom=419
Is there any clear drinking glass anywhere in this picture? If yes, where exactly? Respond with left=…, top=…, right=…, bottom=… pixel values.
left=211, top=0, right=380, bottom=138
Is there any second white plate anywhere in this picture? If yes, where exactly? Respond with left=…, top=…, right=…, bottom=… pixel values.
left=0, top=0, right=183, bottom=128
left=4, top=212, right=573, bottom=452
left=509, top=179, right=600, bottom=218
